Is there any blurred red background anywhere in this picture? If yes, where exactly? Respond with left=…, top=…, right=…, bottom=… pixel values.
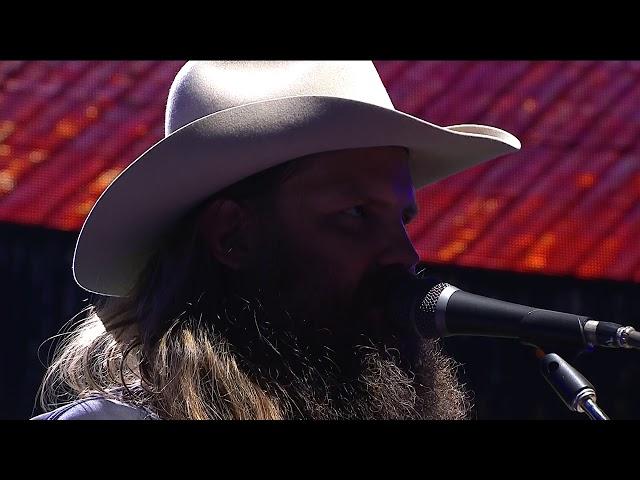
left=1, top=61, right=638, bottom=282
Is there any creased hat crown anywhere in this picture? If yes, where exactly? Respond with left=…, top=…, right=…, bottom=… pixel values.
left=165, top=61, right=396, bottom=136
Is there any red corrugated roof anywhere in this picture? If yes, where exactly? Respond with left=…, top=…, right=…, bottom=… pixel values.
left=1, top=61, right=638, bottom=282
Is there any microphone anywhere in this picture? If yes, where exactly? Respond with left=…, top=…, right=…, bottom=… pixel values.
left=387, top=275, right=640, bottom=350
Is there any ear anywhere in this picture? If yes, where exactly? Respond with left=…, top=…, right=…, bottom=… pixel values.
left=197, top=198, right=257, bottom=270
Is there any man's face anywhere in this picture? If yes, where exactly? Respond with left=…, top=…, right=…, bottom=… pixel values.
left=244, top=146, right=421, bottom=367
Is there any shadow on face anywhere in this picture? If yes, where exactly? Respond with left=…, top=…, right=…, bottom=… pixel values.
left=232, top=146, right=422, bottom=359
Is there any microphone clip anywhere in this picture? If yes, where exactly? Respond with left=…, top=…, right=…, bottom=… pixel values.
left=539, top=352, right=610, bottom=420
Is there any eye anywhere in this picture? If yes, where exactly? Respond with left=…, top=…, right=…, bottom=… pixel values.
left=343, top=205, right=367, bottom=218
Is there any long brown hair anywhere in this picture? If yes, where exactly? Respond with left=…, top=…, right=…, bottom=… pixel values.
left=38, top=160, right=301, bottom=419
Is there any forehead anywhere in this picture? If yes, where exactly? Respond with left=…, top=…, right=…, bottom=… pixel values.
left=284, top=146, right=414, bottom=197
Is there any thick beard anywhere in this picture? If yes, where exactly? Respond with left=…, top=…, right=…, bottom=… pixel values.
left=199, top=218, right=471, bottom=419
left=283, top=339, right=472, bottom=420
left=199, top=286, right=471, bottom=420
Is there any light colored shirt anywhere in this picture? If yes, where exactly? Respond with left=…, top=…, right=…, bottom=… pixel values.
left=30, top=396, right=160, bottom=420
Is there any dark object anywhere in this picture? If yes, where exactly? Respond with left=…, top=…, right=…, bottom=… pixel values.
left=388, top=275, right=640, bottom=350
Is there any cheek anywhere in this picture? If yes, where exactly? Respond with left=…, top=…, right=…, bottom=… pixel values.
left=298, top=217, right=375, bottom=278
left=277, top=217, right=377, bottom=306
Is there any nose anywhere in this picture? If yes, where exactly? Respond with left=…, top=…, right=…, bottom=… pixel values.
left=377, top=222, right=420, bottom=274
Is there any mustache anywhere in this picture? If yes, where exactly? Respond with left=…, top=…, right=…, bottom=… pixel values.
left=352, top=264, right=426, bottom=309
left=348, top=264, right=426, bottom=330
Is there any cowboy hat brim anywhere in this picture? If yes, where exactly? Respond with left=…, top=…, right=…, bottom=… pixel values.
left=73, top=95, right=521, bottom=296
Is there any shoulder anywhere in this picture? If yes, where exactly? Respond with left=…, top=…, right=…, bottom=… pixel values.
left=31, top=396, right=160, bottom=420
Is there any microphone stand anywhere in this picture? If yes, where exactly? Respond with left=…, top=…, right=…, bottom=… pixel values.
left=539, top=352, right=610, bottom=420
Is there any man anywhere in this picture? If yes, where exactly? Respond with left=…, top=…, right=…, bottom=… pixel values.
left=33, top=61, right=520, bottom=420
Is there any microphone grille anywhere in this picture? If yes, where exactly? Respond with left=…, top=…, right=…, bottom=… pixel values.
left=419, top=282, right=451, bottom=318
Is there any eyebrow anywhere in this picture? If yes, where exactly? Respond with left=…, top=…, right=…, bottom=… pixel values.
left=333, top=188, right=419, bottom=220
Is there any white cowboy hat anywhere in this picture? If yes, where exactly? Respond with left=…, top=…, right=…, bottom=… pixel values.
left=73, top=61, right=521, bottom=297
